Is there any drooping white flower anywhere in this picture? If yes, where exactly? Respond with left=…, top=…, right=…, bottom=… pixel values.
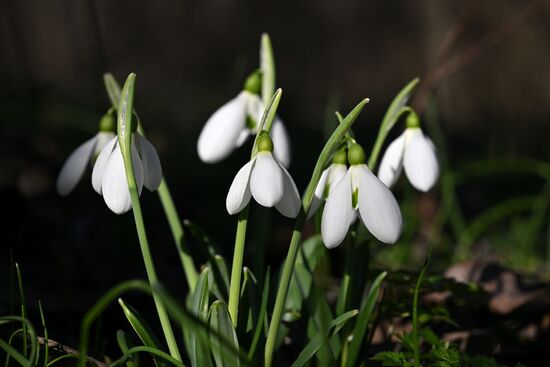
left=377, top=113, right=439, bottom=192
left=226, top=133, right=300, bottom=218
left=308, top=149, right=348, bottom=218
left=197, top=90, right=291, bottom=167
left=321, top=144, right=402, bottom=248
left=92, top=133, right=163, bottom=214
left=56, top=113, right=117, bottom=196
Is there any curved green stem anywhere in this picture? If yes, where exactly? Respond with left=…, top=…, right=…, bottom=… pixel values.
left=228, top=206, right=249, bottom=325
left=157, top=179, right=198, bottom=291
left=118, top=74, right=181, bottom=362
left=264, top=98, right=369, bottom=367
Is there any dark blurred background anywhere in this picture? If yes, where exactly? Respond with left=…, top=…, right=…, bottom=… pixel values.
left=1, top=0, right=550, bottom=356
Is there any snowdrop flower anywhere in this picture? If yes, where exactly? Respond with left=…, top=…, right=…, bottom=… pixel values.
left=56, top=112, right=117, bottom=196
left=377, top=112, right=439, bottom=192
left=91, top=122, right=162, bottom=215
left=197, top=72, right=291, bottom=167
left=226, top=133, right=300, bottom=218
left=308, top=149, right=348, bottom=218
left=321, top=143, right=403, bottom=248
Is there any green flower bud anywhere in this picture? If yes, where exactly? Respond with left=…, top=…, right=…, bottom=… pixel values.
left=243, top=70, right=262, bottom=94
left=406, top=110, right=421, bottom=129
left=98, top=111, right=116, bottom=133
left=348, top=143, right=366, bottom=165
left=257, top=132, right=274, bottom=153
left=246, top=115, right=257, bottom=130
left=332, top=148, right=348, bottom=165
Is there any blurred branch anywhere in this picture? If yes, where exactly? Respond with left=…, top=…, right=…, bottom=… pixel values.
left=36, top=336, right=107, bottom=367
left=413, top=0, right=547, bottom=113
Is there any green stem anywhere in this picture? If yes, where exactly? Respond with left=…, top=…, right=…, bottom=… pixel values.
left=128, top=180, right=181, bottom=361
left=157, top=179, right=198, bottom=291
left=118, top=74, right=181, bottom=362
left=228, top=206, right=250, bottom=326
left=412, top=246, right=432, bottom=367
left=264, top=98, right=369, bottom=367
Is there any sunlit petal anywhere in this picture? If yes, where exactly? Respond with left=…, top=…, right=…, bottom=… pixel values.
left=101, top=146, right=131, bottom=214
left=275, top=162, right=301, bottom=218
left=321, top=171, right=353, bottom=249
left=250, top=152, right=284, bottom=207
left=246, top=92, right=264, bottom=128
left=354, top=165, right=402, bottom=244
left=271, top=118, right=291, bottom=168
left=197, top=92, right=248, bottom=163
left=135, top=134, right=163, bottom=191
left=403, top=128, right=439, bottom=192
left=377, top=133, right=405, bottom=188
left=226, top=160, right=254, bottom=215
left=235, top=129, right=252, bottom=148
left=91, top=136, right=117, bottom=194
left=326, top=164, right=347, bottom=194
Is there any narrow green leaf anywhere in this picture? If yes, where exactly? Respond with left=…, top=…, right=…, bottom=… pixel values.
left=15, top=263, right=28, bottom=358
left=0, top=338, right=30, bottom=367
left=116, top=330, right=138, bottom=367
left=209, top=301, right=240, bottom=367
left=345, top=271, right=387, bottom=367
left=412, top=247, right=433, bottom=367
left=0, top=316, right=37, bottom=367
left=38, top=300, right=48, bottom=366
left=118, top=299, right=165, bottom=366
left=247, top=270, right=270, bottom=362
left=110, top=346, right=185, bottom=367
left=290, top=310, right=359, bottom=367
left=185, top=268, right=213, bottom=367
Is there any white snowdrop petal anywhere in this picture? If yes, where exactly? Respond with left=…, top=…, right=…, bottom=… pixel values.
left=275, top=162, right=301, bottom=218
left=56, top=136, right=97, bottom=196
left=101, top=146, right=132, bottom=214
left=321, top=171, right=353, bottom=249
left=91, top=136, right=118, bottom=194
left=308, top=168, right=329, bottom=219
left=377, top=133, right=405, bottom=188
left=271, top=118, right=291, bottom=168
left=326, top=164, right=347, bottom=194
left=354, top=165, right=402, bottom=244
left=235, top=129, right=252, bottom=148
left=250, top=152, right=284, bottom=208
left=226, top=160, right=254, bottom=215
left=197, top=92, right=248, bottom=163
left=403, top=129, right=439, bottom=192
left=94, top=132, right=116, bottom=156
left=135, top=134, right=163, bottom=191
left=131, top=140, right=145, bottom=196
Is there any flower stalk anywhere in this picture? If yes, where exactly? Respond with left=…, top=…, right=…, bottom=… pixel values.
left=264, top=98, right=370, bottom=367
left=117, top=74, right=181, bottom=361
left=227, top=89, right=282, bottom=326
left=103, top=73, right=198, bottom=291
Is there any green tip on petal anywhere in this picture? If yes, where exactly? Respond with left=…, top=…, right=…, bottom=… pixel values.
left=243, top=69, right=262, bottom=94
left=98, top=111, right=117, bottom=133
left=348, top=143, right=366, bottom=165
left=406, top=110, right=421, bottom=129
left=257, top=132, right=274, bottom=153
left=332, top=148, right=348, bottom=165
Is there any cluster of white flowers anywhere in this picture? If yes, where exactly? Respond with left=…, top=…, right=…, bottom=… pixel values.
left=57, top=86, right=438, bottom=250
